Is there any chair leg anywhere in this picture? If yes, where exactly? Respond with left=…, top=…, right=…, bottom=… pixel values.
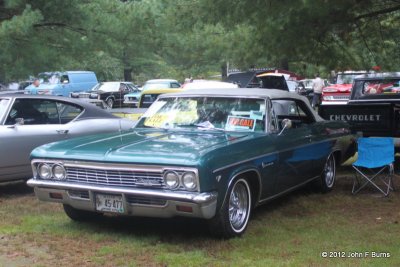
left=352, top=165, right=394, bottom=197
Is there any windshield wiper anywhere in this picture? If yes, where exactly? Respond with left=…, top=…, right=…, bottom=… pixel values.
left=176, top=121, right=225, bottom=131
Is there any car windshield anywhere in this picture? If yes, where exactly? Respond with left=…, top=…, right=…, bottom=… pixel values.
left=37, top=73, right=60, bottom=84
left=336, top=74, right=360, bottom=84
left=142, top=82, right=171, bottom=90
left=91, top=82, right=119, bottom=92
left=135, top=96, right=267, bottom=132
left=286, top=81, right=297, bottom=92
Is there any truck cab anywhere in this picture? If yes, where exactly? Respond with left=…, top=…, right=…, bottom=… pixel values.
left=319, top=72, right=400, bottom=148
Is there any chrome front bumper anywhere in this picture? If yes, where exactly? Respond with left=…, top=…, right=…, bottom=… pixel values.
left=27, top=179, right=218, bottom=219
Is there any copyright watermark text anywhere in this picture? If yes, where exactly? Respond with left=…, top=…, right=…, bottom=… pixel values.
left=321, top=251, right=391, bottom=258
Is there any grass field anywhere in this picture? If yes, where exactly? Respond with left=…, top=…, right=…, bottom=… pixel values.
left=0, top=166, right=399, bottom=267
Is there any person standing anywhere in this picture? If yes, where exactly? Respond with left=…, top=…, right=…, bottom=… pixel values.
left=32, top=78, right=40, bottom=88
left=312, top=73, right=324, bottom=109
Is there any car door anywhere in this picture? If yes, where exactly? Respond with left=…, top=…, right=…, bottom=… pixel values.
left=0, top=98, right=83, bottom=180
left=272, top=99, right=323, bottom=192
left=113, top=83, right=127, bottom=107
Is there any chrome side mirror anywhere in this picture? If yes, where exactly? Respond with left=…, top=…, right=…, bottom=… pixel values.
left=278, top=118, right=292, bottom=136
left=15, top=118, right=24, bottom=125
left=7, top=117, right=24, bottom=129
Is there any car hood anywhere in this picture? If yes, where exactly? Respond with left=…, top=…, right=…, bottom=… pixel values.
left=31, top=129, right=254, bottom=166
left=323, top=84, right=352, bottom=93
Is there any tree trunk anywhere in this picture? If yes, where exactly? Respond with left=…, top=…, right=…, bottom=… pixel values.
left=124, top=68, right=132, bottom=82
left=221, top=63, right=227, bottom=80
left=279, top=58, right=289, bottom=71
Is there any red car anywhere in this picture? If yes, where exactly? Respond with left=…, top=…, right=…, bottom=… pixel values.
left=322, top=71, right=369, bottom=104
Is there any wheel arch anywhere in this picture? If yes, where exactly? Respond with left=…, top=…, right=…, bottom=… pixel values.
left=221, top=168, right=262, bottom=212
left=332, top=149, right=341, bottom=166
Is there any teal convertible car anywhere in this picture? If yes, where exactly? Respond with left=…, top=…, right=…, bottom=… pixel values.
left=27, top=89, right=356, bottom=238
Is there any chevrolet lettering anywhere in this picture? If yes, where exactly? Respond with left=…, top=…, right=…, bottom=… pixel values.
left=329, top=114, right=381, bottom=122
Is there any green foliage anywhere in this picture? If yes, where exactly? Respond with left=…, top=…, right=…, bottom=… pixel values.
left=0, top=0, right=399, bottom=82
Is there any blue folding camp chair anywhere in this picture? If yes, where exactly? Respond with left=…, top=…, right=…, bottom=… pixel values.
left=352, top=137, right=395, bottom=196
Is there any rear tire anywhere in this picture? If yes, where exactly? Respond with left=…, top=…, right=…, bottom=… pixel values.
left=209, top=178, right=252, bottom=238
left=63, top=204, right=101, bottom=222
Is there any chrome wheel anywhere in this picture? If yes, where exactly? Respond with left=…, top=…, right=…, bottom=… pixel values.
left=228, top=179, right=251, bottom=233
left=106, top=98, right=114, bottom=109
left=324, top=154, right=335, bottom=188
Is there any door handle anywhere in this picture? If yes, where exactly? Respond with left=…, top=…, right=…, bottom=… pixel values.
left=304, top=134, right=312, bottom=142
left=56, top=129, right=69, bottom=134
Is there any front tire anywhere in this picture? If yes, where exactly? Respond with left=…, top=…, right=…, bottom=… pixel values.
left=209, top=178, right=252, bottom=238
left=106, top=98, right=114, bottom=109
left=316, top=153, right=336, bottom=193
left=63, top=204, right=101, bottom=222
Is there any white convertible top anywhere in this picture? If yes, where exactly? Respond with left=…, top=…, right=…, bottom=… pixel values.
left=158, top=88, right=323, bottom=121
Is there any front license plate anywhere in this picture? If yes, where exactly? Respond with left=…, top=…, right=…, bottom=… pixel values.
left=95, top=194, right=124, bottom=213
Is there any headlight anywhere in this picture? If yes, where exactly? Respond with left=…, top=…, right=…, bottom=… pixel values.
left=164, top=171, right=179, bottom=189
left=38, top=163, right=52, bottom=179
left=182, top=172, right=197, bottom=190
left=52, top=164, right=66, bottom=180
left=90, top=93, right=98, bottom=99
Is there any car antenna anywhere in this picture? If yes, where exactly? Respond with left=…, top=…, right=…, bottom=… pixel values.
left=119, top=119, right=123, bottom=141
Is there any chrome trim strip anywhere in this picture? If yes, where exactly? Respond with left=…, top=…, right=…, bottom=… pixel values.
left=32, top=159, right=198, bottom=173
left=213, top=137, right=341, bottom=173
left=27, top=179, right=216, bottom=204
left=213, top=151, right=276, bottom=173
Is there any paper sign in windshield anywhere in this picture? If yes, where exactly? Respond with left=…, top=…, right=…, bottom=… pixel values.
left=144, top=114, right=169, bottom=128
left=226, top=116, right=256, bottom=131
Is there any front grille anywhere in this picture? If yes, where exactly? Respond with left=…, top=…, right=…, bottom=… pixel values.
left=65, top=167, right=165, bottom=189
left=126, top=195, right=167, bottom=206
left=68, top=190, right=90, bottom=199
left=332, top=95, right=349, bottom=100
left=78, top=93, right=90, bottom=98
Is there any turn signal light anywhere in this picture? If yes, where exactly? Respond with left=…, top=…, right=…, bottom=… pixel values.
left=176, top=205, right=193, bottom=213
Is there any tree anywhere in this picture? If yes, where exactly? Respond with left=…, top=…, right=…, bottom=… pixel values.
left=165, top=0, right=400, bottom=76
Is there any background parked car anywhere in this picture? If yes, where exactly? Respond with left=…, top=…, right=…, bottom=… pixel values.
left=138, top=87, right=184, bottom=108
left=123, top=87, right=143, bottom=107
left=24, top=71, right=98, bottom=97
left=141, top=79, right=181, bottom=91
left=182, top=80, right=239, bottom=89
left=0, top=94, right=136, bottom=182
left=71, top=81, right=139, bottom=109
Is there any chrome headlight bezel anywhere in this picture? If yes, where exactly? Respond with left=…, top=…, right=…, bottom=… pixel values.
left=164, top=171, right=180, bottom=189
left=38, top=163, right=52, bottom=179
left=182, top=172, right=197, bottom=190
left=89, top=93, right=98, bottom=99
left=33, top=161, right=66, bottom=180
left=52, top=164, right=66, bottom=180
left=163, top=169, right=199, bottom=191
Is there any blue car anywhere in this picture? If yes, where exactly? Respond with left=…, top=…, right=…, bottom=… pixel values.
left=123, top=87, right=142, bottom=107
